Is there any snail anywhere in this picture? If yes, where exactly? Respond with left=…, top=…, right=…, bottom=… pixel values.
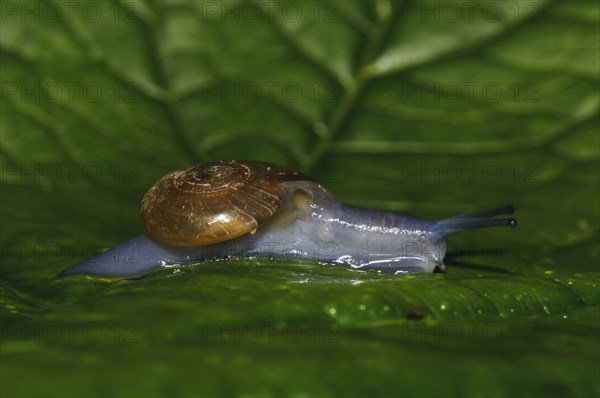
left=59, top=160, right=517, bottom=278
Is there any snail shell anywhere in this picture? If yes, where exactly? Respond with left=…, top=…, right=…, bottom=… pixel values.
left=140, top=160, right=308, bottom=246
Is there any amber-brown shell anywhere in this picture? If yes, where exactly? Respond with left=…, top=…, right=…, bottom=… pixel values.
left=140, top=160, right=309, bottom=246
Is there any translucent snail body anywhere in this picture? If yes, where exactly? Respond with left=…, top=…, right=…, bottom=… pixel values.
left=60, top=161, right=517, bottom=278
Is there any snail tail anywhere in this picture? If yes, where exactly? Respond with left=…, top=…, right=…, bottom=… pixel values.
left=57, top=235, right=180, bottom=279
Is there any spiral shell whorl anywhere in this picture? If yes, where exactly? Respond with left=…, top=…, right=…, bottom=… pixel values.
left=141, top=161, right=308, bottom=246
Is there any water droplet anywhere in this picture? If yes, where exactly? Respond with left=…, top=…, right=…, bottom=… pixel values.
left=328, top=307, right=337, bottom=316
left=383, top=305, right=389, bottom=312
left=358, top=304, right=366, bottom=311
left=544, top=270, right=554, bottom=275
left=577, top=220, right=589, bottom=230
left=542, top=305, right=550, bottom=314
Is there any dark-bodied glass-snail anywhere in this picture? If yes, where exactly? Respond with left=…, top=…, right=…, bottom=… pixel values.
left=60, top=160, right=517, bottom=278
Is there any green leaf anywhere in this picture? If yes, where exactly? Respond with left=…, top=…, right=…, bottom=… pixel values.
left=1, top=1, right=598, bottom=397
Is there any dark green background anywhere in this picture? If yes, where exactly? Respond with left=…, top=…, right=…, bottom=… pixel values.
left=1, top=1, right=599, bottom=397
